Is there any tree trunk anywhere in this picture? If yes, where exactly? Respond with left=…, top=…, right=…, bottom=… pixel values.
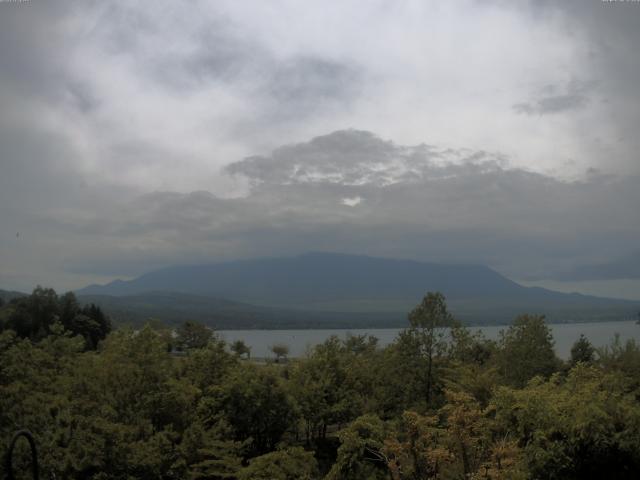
left=425, top=350, right=433, bottom=404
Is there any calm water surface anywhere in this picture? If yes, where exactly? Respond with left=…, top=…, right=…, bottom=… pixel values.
left=220, top=320, right=640, bottom=359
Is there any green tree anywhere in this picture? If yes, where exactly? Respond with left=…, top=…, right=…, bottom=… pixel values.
left=496, top=314, right=559, bottom=387
left=375, top=332, right=431, bottom=414
left=237, top=447, right=318, bottom=480
left=271, top=343, right=290, bottom=363
left=230, top=339, right=251, bottom=359
left=570, top=334, right=595, bottom=366
left=203, top=364, right=296, bottom=455
left=183, top=338, right=237, bottom=391
left=58, top=291, right=79, bottom=329
left=5, top=286, right=58, bottom=340
left=448, top=323, right=494, bottom=366
left=181, top=422, right=244, bottom=480
left=596, top=334, right=640, bottom=384
left=176, top=320, right=213, bottom=351
left=344, top=333, right=378, bottom=355
left=492, top=365, right=640, bottom=479
left=383, top=410, right=453, bottom=480
left=325, top=414, right=388, bottom=480
left=78, top=303, right=112, bottom=346
left=0, top=289, right=110, bottom=350
left=289, top=336, right=362, bottom=443
left=439, top=390, right=525, bottom=479
left=406, top=292, right=456, bottom=404
left=446, top=325, right=499, bottom=407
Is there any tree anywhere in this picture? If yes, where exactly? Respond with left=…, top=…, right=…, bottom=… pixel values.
left=344, top=333, right=378, bottom=355
left=237, top=447, right=318, bottom=480
left=58, top=291, right=79, bottom=329
left=492, top=365, right=640, bottom=479
left=496, top=314, right=559, bottom=387
left=0, top=289, right=110, bottom=350
left=79, top=303, right=111, bottom=344
left=440, top=390, right=524, bottom=479
left=183, top=337, right=237, bottom=390
left=4, top=286, right=58, bottom=339
left=203, top=364, right=297, bottom=455
left=271, top=343, right=290, bottom=363
left=406, top=292, right=456, bottom=404
left=570, top=334, right=595, bottom=366
left=176, top=320, right=213, bottom=351
left=180, top=422, right=244, bottom=480
left=68, top=314, right=102, bottom=350
left=596, top=334, right=640, bottom=382
left=289, top=336, right=362, bottom=443
left=448, top=323, right=494, bottom=366
left=325, top=414, right=388, bottom=480
left=446, top=325, right=499, bottom=407
left=383, top=410, right=453, bottom=479
left=230, top=339, right=251, bottom=359
left=376, top=332, right=431, bottom=413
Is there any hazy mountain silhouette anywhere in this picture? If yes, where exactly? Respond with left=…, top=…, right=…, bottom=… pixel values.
left=0, top=289, right=27, bottom=304
left=78, top=252, right=525, bottom=301
left=76, top=253, right=638, bottom=326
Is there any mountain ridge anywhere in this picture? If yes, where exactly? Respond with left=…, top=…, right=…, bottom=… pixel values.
left=5, top=252, right=639, bottom=328
left=76, top=252, right=637, bottom=316
left=77, top=252, right=524, bottom=300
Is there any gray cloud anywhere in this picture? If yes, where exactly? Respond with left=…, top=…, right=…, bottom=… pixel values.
left=532, top=0, right=640, bottom=172
left=556, top=251, right=640, bottom=281
left=1, top=125, right=638, bottom=293
left=264, top=57, right=362, bottom=115
left=513, top=82, right=590, bottom=115
left=226, top=130, right=508, bottom=187
left=82, top=1, right=363, bottom=125
left=91, top=5, right=263, bottom=91
left=1, top=1, right=640, bottom=296
left=34, top=131, right=638, bottom=290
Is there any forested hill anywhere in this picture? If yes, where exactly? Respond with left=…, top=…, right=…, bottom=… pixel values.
left=0, top=288, right=27, bottom=304
left=76, top=291, right=404, bottom=329
left=77, top=253, right=638, bottom=326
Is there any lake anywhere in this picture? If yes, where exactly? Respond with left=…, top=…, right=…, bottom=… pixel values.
left=219, top=320, right=640, bottom=359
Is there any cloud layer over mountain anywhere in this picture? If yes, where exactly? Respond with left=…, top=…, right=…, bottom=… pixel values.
left=1, top=1, right=639, bottom=294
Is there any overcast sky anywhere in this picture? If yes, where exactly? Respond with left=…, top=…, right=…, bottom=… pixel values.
left=1, top=0, right=639, bottom=298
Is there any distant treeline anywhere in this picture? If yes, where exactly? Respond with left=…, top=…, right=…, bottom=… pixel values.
left=2, top=290, right=640, bottom=478
left=0, top=287, right=111, bottom=349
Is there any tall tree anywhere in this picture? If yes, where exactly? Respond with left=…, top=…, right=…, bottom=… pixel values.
left=496, top=314, right=559, bottom=387
left=289, top=336, right=361, bottom=443
left=406, top=292, right=456, bottom=404
left=570, top=334, right=595, bottom=367
left=5, top=286, right=59, bottom=339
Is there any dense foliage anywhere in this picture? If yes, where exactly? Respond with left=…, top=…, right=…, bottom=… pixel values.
left=2, top=289, right=640, bottom=479
left=0, top=287, right=111, bottom=350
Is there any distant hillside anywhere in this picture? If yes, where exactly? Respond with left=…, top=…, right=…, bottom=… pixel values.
left=77, top=291, right=405, bottom=329
left=75, top=291, right=637, bottom=330
left=77, top=253, right=639, bottom=326
left=0, top=289, right=27, bottom=303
